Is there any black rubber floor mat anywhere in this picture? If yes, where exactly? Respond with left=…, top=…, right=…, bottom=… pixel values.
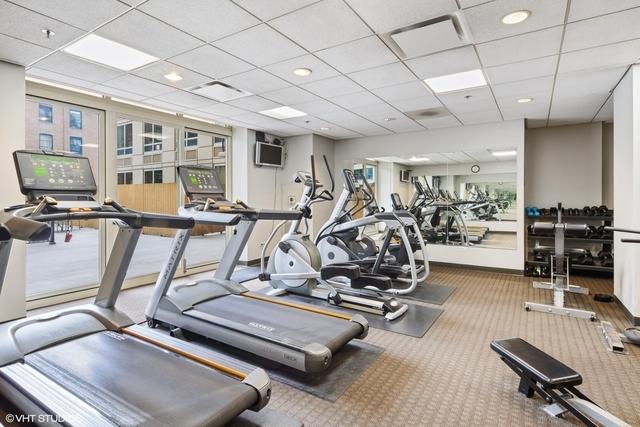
left=399, top=283, right=455, bottom=305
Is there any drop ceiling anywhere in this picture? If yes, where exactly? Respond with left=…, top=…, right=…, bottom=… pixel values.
left=373, top=147, right=517, bottom=166
left=1, top=0, right=637, bottom=140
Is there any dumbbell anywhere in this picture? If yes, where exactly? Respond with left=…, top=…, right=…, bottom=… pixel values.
left=597, top=250, right=614, bottom=267
left=540, top=265, right=551, bottom=277
left=539, top=208, right=549, bottom=216
left=597, top=205, right=609, bottom=216
left=577, top=251, right=595, bottom=265
left=549, top=207, right=558, bottom=216
left=582, top=206, right=592, bottom=216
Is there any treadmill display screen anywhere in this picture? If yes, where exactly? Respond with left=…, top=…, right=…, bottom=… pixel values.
left=14, top=151, right=97, bottom=194
left=178, top=166, right=223, bottom=196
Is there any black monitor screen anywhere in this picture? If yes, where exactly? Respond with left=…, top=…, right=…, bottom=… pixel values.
left=178, top=166, right=224, bottom=196
left=255, top=142, right=283, bottom=167
left=14, top=151, right=97, bottom=195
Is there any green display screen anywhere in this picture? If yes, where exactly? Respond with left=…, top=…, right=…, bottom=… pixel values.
left=15, top=151, right=97, bottom=194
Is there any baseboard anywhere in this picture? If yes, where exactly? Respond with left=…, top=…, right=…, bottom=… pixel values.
left=615, top=295, right=640, bottom=326
left=430, top=261, right=523, bottom=276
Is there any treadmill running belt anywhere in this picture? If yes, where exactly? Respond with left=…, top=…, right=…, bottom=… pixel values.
left=25, top=331, right=257, bottom=427
left=194, top=295, right=363, bottom=352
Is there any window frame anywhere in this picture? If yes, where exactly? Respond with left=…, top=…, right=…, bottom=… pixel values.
left=117, top=122, right=133, bottom=156
left=69, top=136, right=83, bottom=154
left=144, top=169, right=163, bottom=184
left=38, top=133, right=53, bottom=150
left=38, top=103, right=53, bottom=123
left=184, top=131, right=198, bottom=148
left=143, top=122, right=163, bottom=153
left=69, top=109, right=83, bottom=129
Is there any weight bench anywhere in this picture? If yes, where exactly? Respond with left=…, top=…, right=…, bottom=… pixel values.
left=491, top=338, right=629, bottom=427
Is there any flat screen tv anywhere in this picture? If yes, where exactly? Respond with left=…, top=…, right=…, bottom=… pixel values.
left=400, top=169, right=410, bottom=183
left=255, top=141, right=284, bottom=168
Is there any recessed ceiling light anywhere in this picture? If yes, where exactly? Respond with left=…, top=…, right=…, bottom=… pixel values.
left=517, top=97, right=533, bottom=103
left=492, top=150, right=517, bottom=157
left=384, top=117, right=396, bottom=121
left=164, top=72, right=183, bottom=82
left=63, top=34, right=158, bottom=71
left=293, top=68, right=312, bottom=77
left=501, top=10, right=530, bottom=25
left=319, top=127, right=330, bottom=131
left=424, top=69, right=487, bottom=94
left=259, top=106, right=307, bottom=119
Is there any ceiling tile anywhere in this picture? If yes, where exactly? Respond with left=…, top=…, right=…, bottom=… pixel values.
left=563, top=7, right=640, bottom=52
left=371, top=81, right=433, bottom=102
left=222, top=68, right=290, bottom=94
left=227, top=96, right=282, bottom=112
left=183, top=109, right=230, bottom=124
left=373, top=115, right=424, bottom=132
left=459, top=0, right=493, bottom=8
left=27, top=67, right=96, bottom=88
left=263, top=54, right=340, bottom=84
left=0, top=1, right=84, bottom=49
left=0, top=34, right=49, bottom=65
left=350, top=102, right=403, bottom=121
left=554, top=67, right=626, bottom=100
left=198, top=103, right=248, bottom=117
left=593, top=98, right=613, bottom=123
left=500, top=104, right=550, bottom=121
left=559, top=39, right=640, bottom=74
left=168, top=45, right=254, bottom=78
left=35, top=52, right=123, bottom=83
left=139, top=0, right=259, bottom=42
left=284, top=115, right=335, bottom=130
left=212, top=24, right=306, bottom=66
left=476, top=26, right=563, bottom=67
left=96, top=10, right=202, bottom=58
left=347, top=62, right=416, bottom=90
left=315, top=36, right=397, bottom=74
left=269, top=0, right=372, bottom=51
left=405, top=46, right=481, bottom=79
left=548, top=97, right=605, bottom=126
left=132, top=61, right=210, bottom=89
left=141, top=98, right=188, bottom=112
left=234, top=111, right=281, bottom=125
left=91, top=84, right=147, bottom=101
left=261, top=86, right=320, bottom=105
left=349, top=123, right=394, bottom=136
left=290, top=99, right=345, bottom=115
left=16, top=0, right=129, bottom=31
left=463, top=0, right=567, bottom=43
left=232, top=0, right=319, bottom=20
left=345, top=0, right=457, bottom=33
left=417, top=115, right=461, bottom=129
left=456, top=106, right=502, bottom=125
left=387, top=96, right=442, bottom=112
left=568, top=0, right=640, bottom=22
left=300, top=75, right=363, bottom=98
left=390, top=18, right=468, bottom=59
left=330, top=91, right=382, bottom=109
left=485, top=55, right=558, bottom=85
left=439, top=86, right=497, bottom=113
left=103, top=74, right=175, bottom=97
left=492, top=75, right=554, bottom=100
left=317, top=127, right=360, bottom=139
left=154, top=90, right=214, bottom=108
left=314, top=107, right=363, bottom=123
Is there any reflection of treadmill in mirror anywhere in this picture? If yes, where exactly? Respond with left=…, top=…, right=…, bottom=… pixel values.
left=0, top=151, right=271, bottom=426
left=145, top=165, right=369, bottom=374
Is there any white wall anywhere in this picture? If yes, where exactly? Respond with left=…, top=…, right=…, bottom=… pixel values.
left=613, top=65, right=640, bottom=321
left=335, top=120, right=526, bottom=270
left=525, top=123, right=603, bottom=208
left=0, top=62, right=26, bottom=322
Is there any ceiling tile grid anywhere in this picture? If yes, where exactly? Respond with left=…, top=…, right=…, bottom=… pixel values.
left=3, top=0, right=638, bottom=139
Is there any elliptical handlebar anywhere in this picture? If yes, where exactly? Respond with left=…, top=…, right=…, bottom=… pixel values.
left=306, top=155, right=334, bottom=202
left=323, top=155, right=335, bottom=194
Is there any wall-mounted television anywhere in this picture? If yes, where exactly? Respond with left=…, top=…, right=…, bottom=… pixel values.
left=400, top=169, right=410, bottom=183
left=255, top=141, right=284, bottom=168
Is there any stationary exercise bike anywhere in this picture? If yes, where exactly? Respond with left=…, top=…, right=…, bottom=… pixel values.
left=260, top=155, right=409, bottom=320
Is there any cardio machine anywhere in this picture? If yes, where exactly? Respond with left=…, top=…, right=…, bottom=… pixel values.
left=0, top=150, right=271, bottom=427
left=261, top=155, right=409, bottom=320
left=145, top=164, right=368, bottom=374
left=316, top=168, right=429, bottom=295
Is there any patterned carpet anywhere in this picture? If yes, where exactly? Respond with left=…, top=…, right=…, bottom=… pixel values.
left=31, top=265, right=640, bottom=426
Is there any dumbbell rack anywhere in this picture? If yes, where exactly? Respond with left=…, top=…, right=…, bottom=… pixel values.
left=525, top=209, right=613, bottom=277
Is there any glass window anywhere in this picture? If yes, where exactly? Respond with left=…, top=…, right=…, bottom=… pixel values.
left=185, top=131, right=198, bottom=147
left=213, top=136, right=226, bottom=157
left=144, top=122, right=163, bottom=152
left=69, top=136, right=83, bottom=154
left=117, top=121, right=133, bottom=156
left=39, top=104, right=52, bottom=123
left=69, top=109, right=82, bottom=129
left=39, top=133, right=53, bottom=150
left=143, top=169, right=163, bottom=184
left=117, top=172, right=132, bottom=185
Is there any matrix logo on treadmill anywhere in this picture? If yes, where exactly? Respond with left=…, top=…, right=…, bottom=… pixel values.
left=249, top=322, right=275, bottom=332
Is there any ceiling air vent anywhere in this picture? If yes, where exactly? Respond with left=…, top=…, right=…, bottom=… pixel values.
left=405, top=107, right=450, bottom=121
left=189, top=81, right=251, bottom=102
left=381, top=13, right=471, bottom=59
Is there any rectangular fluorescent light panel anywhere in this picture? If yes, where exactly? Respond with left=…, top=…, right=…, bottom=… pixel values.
left=492, top=150, right=517, bottom=157
left=424, top=69, right=487, bottom=93
left=63, top=34, right=158, bottom=71
left=259, top=106, right=307, bottom=119
left=191, top=81, right=251, bottom=102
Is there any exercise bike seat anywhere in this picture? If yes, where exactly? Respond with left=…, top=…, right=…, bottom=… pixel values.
left=491, top=338, right=582, bottom=388
left=351, top=273, right=393, bottom=290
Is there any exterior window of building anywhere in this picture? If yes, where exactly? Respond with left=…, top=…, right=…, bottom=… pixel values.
left=144, top=169, right=163, bottom=184
left=117, top=122, right=133, bottom=156
left=39, top=104, right=53, bottom=123
left=185, top=131, right=198, bottom=147
left=69, top=136, right=83, bottom=154
left=213, top=136, right=226, bottom=157
left=117, top=172, right=133, bottom=185
left=39, top=133, right=53, bottom=150
left=69, top=109, right=82, bottom=129
left=143, top=123, right=163, bottom=152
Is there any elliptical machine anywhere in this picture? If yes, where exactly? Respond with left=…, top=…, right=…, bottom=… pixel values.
left=315, top=169, right=429, bottom=295
left=260, top=155, right=409, bottom=320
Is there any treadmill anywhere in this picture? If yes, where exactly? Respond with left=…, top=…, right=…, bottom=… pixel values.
left=145, top=165, right=368, bottom=374
left=0, top=150, right=271, bottom=427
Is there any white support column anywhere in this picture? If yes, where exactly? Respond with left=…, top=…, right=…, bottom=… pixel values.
left=0, top=62, right=26, bottom=322
left=613, top=64, right=640, bottom=322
